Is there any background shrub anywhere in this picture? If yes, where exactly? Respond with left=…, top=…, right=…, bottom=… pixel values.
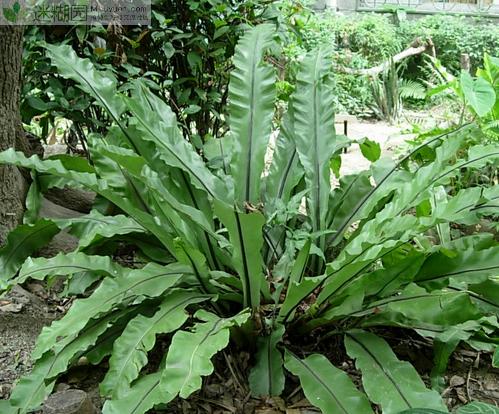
left=282, top=7, right=499, bottom=117
left=399, top=15, right=499, bottom=73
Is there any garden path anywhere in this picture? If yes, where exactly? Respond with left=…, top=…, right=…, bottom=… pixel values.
left=338, top=119, right=413, bottom=176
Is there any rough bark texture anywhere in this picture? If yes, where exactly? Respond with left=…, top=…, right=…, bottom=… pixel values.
left=0, top=26, right=28, bottom=244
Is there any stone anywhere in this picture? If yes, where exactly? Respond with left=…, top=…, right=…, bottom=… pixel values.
left=36, top=230, right=79, bottom=258
left=42, top=389, right=97, bottom=414
left=0, top=302, right=23, bottom=313
left=44, top=187, right=95, bottom=214
left=55, top=383, right=71, bottom=392
left=40, top=197, right=84, bottom=220
left=9, top=285, right=43, bottom=306
left=449, top=375, right=465, bottom=387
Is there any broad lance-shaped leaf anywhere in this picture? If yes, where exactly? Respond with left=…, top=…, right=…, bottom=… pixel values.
left=23, top=172, right=42, bottom=224
left=103, top=114, right=223, bottom=261
left=94, top=141, right=221, bottom=245
left=249, top=324, right=285, bottom=397
left=457, top=401, right=499, bottom=414
left=0, top=219, right=59, bottom=285
left=53, top=209, right=146, bottom=249
left=125, top=82, right=229, bottom=202
left=292, top=48, right=336, bottom=240
left=229, top=24, right=276, bottom=204
left=289, top=239, right=312, bottom=286
left=432, top=338, right=464, bottom=391
left=174, top=239, right=214, bottom=293
left=278, top=276, right=325, bottom=323
left=345, top=330, right=448, bottom=414
left=85, top=133, right=154, bottom=215
left=102, top=373, right=171, bottom=414
left=327, top=172, right=372, bottom=234
left=83, top=315, right=132, bottom=365
left=0, top=401, right=12, bottom=413
left=44, top=50, right=141, bottom=216
left=215, top=201, right=265, bottom=309
left=348, top=253, right=425, bottom=300
left=284, top=351, right=374, bottom=414
left=357, top=289, right=484, bottom=388
left=7, top=307, right=139, bottom=414
left=463, top=279, right=499, bottom=314
left=162, top=167, right=225, bottom=269
left=43, top=51, right=150, bottom=214
left=45, top=44, right=125, bottom=121
left=101, top=291, right=211, bottom=398
left=14, top=251, right=124, bottom=285
left=415, top=245, right=499, bottom=290
left=0, top=149, right=175, bottom=252
left=160, top=309, right=250, bottom=398
left=431, top=186, right=451, bottom=247
left=32, top=262, right=190, bottom=360
left=264, top=103, right=303, bottom=207
left=5, top=354, right=56, bottom=414
left=360, top=284, right=481, bottom=327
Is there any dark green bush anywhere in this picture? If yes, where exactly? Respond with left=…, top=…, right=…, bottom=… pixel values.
left=282, top=8, right=499, bottom=117
left=21, top=0, right=280, bottom=144
left=399, top=15, right=499, bottom=73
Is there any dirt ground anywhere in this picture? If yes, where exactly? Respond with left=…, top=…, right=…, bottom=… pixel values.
left=338, top=119, right=412, bottom=175
left=0, top=286, right=54, bottom=400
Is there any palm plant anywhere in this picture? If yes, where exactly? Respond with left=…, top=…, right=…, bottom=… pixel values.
left=0, top=25, right=498, bottom=414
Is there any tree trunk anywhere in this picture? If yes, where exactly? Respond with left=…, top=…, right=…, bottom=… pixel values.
left=0, top=26, right=28, bottom=244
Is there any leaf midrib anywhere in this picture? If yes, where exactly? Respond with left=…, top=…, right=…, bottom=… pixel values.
left=111, top=295, right=208, bottom=394
left=346, top=333, right=412, bottom=409
left=291, top=353, right=350, bottom=414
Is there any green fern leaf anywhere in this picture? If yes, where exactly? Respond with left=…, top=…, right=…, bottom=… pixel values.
left=32, top=262, right=190, bottom=360
left=101, top=290, right=211, bottom=398
left=159, top=309, right=250, bottom=398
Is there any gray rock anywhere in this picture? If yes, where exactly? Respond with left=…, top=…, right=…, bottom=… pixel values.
left=0, top=302, right=23, bottom=313
left=44, top=187, right=95, bottom=214
left=40, top=198, right=84, bottom=220
left=43, top=389, right=98, bottom=414
left=36, top=230, right=79, bottom=258
left=6, top=285, right=45, bottom=308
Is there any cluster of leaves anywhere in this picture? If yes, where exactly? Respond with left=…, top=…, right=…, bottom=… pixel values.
left=21, top=0, right=279, bottom=146
left=21, top=26, right=110, bottom=143
left=408, top=54, right=499, bottom=198
left=399, top=15, right=499, bottom=74
left=332, top=13, right=403, bottom=65
left=424, top=54, right=498, bottom=138
left=145, top=0, right=280, bottom=139
left=282, top=5, right=402, bottom=64
left=1, top=24, right=499, bottom=414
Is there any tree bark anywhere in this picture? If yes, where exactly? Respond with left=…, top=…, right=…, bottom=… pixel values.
left=0, top=26, right=28, bottom=244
